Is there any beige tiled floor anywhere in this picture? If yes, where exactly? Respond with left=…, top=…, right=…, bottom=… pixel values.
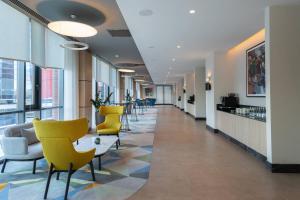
left=129, top=106, right=300, bottom=200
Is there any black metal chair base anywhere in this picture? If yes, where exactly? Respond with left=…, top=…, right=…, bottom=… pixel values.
left=1, top=157, right=43, bottom=174
left=44, top=161, right=96, bottom=200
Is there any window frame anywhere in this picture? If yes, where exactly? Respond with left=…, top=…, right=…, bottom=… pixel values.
left=0, top=57, right=64, bottom=129
left=25, top=64, right=41, bottom=111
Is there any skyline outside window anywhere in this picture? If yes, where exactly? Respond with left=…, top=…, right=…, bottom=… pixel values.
left=25, top=63, right=36, bottom=107
left=0, top=59, right=21, bottom=128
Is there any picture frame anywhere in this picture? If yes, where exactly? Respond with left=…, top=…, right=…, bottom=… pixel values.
left=246, top=42, right=266, bottom=97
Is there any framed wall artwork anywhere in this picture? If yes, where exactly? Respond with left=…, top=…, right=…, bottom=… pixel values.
left=246, top=42, right=266, bottom=97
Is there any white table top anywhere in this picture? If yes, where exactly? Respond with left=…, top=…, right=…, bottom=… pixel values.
left=74, top=135, right=118, bottom=156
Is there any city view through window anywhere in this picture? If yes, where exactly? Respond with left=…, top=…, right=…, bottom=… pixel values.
left=0, top=58, right=63, bottom=129
left=0, top=59, right=20, bottom=127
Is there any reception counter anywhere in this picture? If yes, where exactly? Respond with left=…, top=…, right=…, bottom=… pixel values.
left=216, top=110, right=267, bottom=157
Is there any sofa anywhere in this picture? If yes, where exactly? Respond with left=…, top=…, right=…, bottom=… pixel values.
left=0, top=122, right=44, bottom=174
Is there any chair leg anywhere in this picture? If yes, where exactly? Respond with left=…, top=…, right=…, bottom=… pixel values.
left=33, top=159, right=37, bottom=174
left=44, top=163, right=54, bottom=199
left=89, top=161, right=96, bottom=181
left=1, top=159, right=7, bottom=173
left=64, top=163, right=73, bottom=200
left=56, top=172, right=60, bottom=180
left=116, top=141, right=119, bottom=150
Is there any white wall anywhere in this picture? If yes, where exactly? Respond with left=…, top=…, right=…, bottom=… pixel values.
left=228, top=30, right=266, bottom=106
left=265, top=5, right=300, bottom=164
left=205, top=53, right=216, bottom=128
left=175, top=78, right=184, bottom=109
left=184, top=72, right=195, bottom=116
left=205, top=30, right=266, bottom=128
left=194, top=66, right=206, bottom=118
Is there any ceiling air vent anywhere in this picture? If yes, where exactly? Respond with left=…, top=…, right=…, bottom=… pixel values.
left=107, top=29, right=131, bottom=37
left=115, top=63, right=145, bottom=68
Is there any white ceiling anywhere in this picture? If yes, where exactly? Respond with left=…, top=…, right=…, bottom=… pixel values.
left=116, top=0, right=300, bottom=84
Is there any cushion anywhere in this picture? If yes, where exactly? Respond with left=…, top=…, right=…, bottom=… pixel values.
left=21, top=128, right=39, bottom=145
left=97, top=128, right=119, bottom=135
left=5, top=142, right=43, bottom=160
left=4, top=123, right=33, bottom=137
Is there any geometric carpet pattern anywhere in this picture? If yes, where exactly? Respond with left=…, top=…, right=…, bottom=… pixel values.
left=0, top=108, right=157, bottom=200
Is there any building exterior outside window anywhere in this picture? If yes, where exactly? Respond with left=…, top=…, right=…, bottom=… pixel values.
left=0, top=58, right=64, bottom=128
left=0, top=59, right=21, bottom=128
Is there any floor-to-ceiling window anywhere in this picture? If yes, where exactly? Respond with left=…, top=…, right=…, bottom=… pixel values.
left=0, top=59, right=23, bottom=128
left=41, top=68, right=63, bottom=120
left=25, top=64, right=40, bottom=122
left=96, top=81, right=109, bottom=101
left=0, top=58, right=64, bottom=127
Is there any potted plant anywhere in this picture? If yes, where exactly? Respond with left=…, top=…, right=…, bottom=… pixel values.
left=90, top=92, right=113, bottom=125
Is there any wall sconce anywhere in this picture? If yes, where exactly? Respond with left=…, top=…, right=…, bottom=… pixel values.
left=205, top=74, right=212, bottom=91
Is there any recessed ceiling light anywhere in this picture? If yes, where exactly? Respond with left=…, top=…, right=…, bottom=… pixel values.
left=189, top=10, right=196, bottom=14
left=139, top=9, right=153, bottom=16
left=48, top=21, right=97, bottom=38
left=118, top=69, right=135, bottom=73
left=172, top=58, right=176, bottom=62
left=176, top=45, right=181, bottom=49
left=115, top=54, right=120, bottom=58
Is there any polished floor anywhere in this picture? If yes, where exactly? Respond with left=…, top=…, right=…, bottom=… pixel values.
left=129, top=106, right=300, bottom=200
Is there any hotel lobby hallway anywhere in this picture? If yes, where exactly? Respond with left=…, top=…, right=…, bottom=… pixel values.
left=129, top=106, right=300, bottom=200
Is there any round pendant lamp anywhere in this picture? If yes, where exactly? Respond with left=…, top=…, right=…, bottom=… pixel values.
left=48, top=21, right=97, bottom=37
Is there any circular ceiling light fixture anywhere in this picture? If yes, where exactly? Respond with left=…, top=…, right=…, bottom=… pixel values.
left=60, top=41, right=89, bottom=50
left=118, top=69, right=135, bottom=73
left=189, top=10, right=196, bottom=14
left=115, top=54, right=120, bottom=58
left=48, top=21, right=97, bottom=37
left=139, top=9, right=153, bottom=16
left=176, top=45, right=181, bottom=49
left=172, top=58, right=176, bottom=62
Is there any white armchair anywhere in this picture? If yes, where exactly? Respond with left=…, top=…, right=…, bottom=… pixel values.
left=0, top=123, right=43, bottom=174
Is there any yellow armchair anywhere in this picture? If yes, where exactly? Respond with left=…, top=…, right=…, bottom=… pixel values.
left=96, top=106, right=124, bottom=147
left=33, top=118, right=96, bottom=200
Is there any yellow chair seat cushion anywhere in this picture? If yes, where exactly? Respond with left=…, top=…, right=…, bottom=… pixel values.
left=97, top=128, right=119, bottom=135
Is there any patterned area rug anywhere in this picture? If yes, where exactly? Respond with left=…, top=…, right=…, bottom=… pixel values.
left=0, top=108, right=157, bottom=200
